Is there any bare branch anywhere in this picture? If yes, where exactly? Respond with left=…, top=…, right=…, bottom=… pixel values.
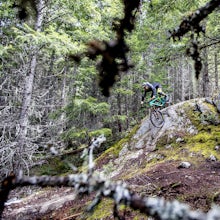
left=88, top=134, right=106, bottom=174
left=1, top=172, right=220, bottom=220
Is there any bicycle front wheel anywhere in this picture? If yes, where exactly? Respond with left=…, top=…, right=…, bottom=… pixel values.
left=150, top=109, right=164, bottom=128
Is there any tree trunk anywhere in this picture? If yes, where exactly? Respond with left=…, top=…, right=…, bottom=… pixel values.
left=117, top=93, right=122, bottom=133
left=15, top=0, right=45, bottom=172
left=180, top=59, right=185, bottom=101
left=202, top=47, right=209, bottom=97
left=214, top=52, right=219, bottom=91
left=174, top=65, right=179, bottom=103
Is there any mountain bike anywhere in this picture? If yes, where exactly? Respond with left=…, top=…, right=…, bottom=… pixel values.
left=147, top=95, right=168, bottom=128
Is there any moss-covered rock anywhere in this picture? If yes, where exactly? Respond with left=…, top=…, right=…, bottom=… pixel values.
left=97, top=98, right=220, bottom=182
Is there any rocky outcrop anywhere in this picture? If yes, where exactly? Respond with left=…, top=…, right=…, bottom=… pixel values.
left=131, top=98, right=219, bottom=150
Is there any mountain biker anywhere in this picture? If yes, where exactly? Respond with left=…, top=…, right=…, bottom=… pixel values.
left=141, top=82, right=166, bottom=105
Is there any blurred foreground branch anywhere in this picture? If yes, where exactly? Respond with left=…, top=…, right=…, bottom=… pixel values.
left=1, top=134, right=220, bottom=220
left=71, top=0, right=141, bottom=97
left=1, top=171, right=220, bottom=220
left=169, top=0, right=220, bottom=40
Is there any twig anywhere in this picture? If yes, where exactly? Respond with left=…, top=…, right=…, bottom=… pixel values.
left=88, top=134, right=106, bottom=175
left=61, top=212, right=82, bottom=220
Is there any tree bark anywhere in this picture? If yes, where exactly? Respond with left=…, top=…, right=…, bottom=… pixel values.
left=214, top=52, right=219, bottom=91
left=117, top=93, right=122, bottom=133
left=15, top=0, right=45, bottom=172
left=202, top=47, right=209, bottom=97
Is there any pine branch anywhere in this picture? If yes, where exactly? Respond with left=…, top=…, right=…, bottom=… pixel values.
left=169, top=0, right=220, bottom=40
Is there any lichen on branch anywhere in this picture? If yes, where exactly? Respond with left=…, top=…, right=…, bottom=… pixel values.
left=1, top=134, right=220, bottom=220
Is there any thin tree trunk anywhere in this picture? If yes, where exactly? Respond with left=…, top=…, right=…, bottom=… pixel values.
left=125, top=95, right=129, bottom=130
left=202, top=47, right=209, bottom=97
left=117, top=93, right=122, bottom=133
left=174, top=66, right=179, bottom=102
left=180, top=59, right=185, bottom=101
left=60, top=62, right=69, bottom=133
left=214, top=52, right=219, bottom=91
left=188, top=63, right=192, bottom=99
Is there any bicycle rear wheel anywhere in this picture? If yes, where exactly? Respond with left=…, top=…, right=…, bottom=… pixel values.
left=150, top=109, right=164, bottom=128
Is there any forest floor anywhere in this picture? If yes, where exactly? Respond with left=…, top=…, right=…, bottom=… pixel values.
left=3, top=159, right=220, bottom=220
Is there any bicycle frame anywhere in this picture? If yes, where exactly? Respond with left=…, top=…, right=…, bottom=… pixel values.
left=148, top=96, right=166, bottom=108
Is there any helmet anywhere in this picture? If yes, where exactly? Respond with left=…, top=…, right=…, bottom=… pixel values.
left=142, top=82, right=151, bottom=87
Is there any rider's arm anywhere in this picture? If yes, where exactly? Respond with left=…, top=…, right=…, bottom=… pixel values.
left=141, top=90, right=147, bottom=101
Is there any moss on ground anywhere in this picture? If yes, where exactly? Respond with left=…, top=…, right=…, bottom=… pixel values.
left=136, top=126, right=220, bottom=174
left=31, top=154, right=83, bottom=176
left=148, top=102, right=220, bottom=165
left=86, top=198, right=147, bottom=220
left=86, top=199, right=113, bottom=220
left=95, top=125, right=139, bottom=165
left=184, top=101, right=219, bottom=129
